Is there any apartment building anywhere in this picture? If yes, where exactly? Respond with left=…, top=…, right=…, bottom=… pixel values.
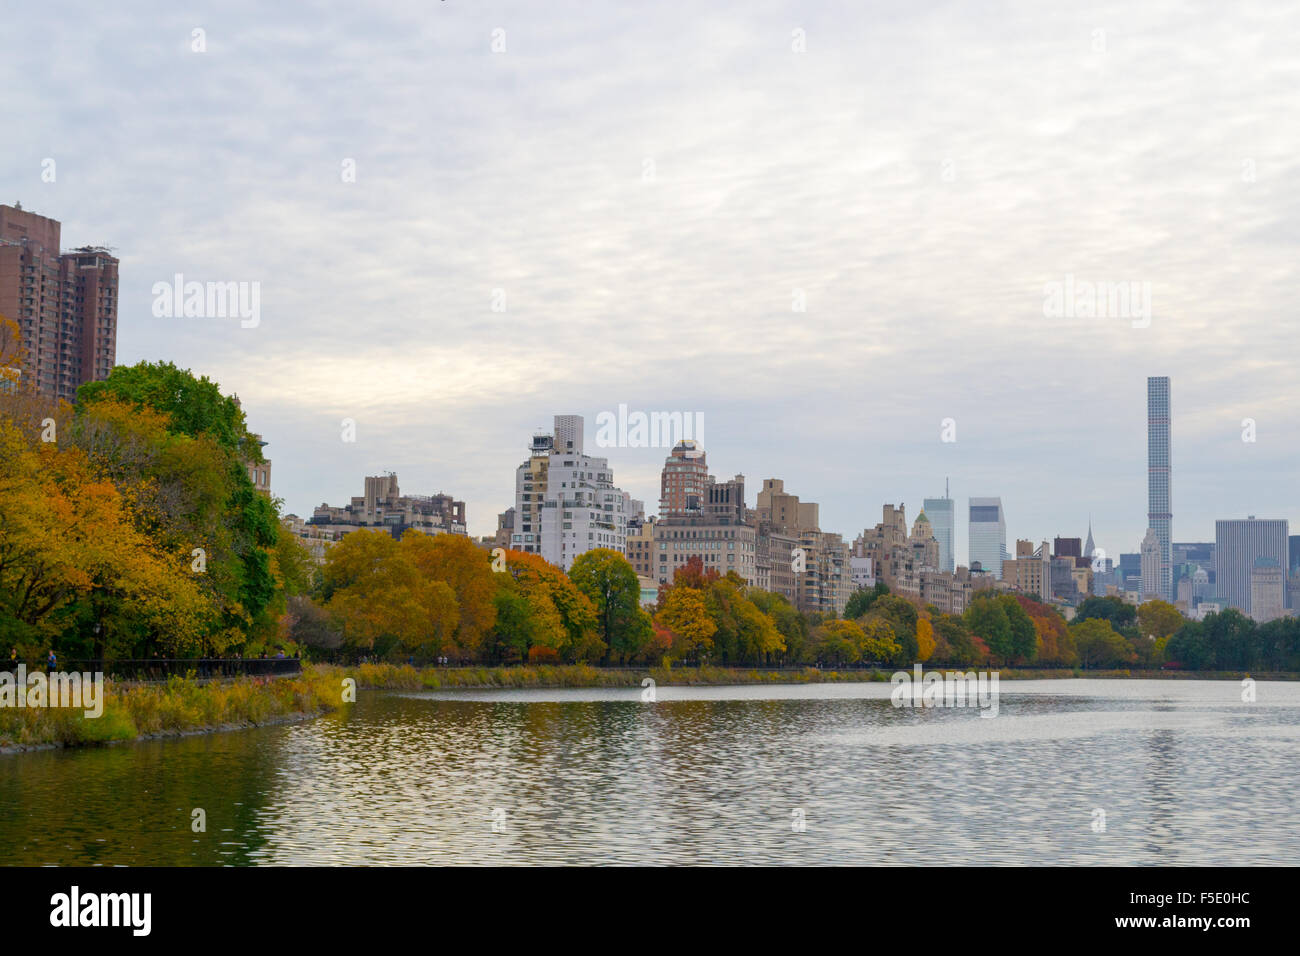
left=0, top=203, right=118, bottom=403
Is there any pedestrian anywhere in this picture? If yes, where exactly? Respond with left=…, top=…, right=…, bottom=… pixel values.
left=46, top=648, right=56, bottom=674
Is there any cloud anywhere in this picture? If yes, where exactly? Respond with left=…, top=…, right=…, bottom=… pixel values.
left=4, top=0, right=1296, bottom=554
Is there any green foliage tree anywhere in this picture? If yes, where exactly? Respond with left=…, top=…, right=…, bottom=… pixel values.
left=569, top=548, right=652, bottom=663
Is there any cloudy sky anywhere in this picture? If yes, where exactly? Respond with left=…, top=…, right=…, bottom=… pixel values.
left=5, top=0, right=1297, bottom=562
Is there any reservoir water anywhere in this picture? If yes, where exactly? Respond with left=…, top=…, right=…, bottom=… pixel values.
left=2, top=679, right=1296, bottom=865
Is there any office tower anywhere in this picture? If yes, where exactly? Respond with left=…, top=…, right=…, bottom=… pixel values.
left=0, top=203, right=118, bottom=403
left=659, top=439, right=709, bottom=517
left=1147, top=376, right=1173, bottom=601
left=968, top=497, right=1006, bottom=579
left=1140, top=528, right=1161, bottom=600
left=1214, top=517, right=1289, bottom=615
left=1250, top=559, right=1285, bottom=623
left=1084, top=519, right=1096, bottom=561
left=1054, top=537, right=1083, bottom=559
left=923, top=485, right=956, bottom=573
left=1290, top=535, right=1300, bottom=574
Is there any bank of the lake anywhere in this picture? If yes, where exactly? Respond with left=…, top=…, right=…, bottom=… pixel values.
left=0, top=668, right=341, bottom=753
left=341, top=661, right=1294, bottom=691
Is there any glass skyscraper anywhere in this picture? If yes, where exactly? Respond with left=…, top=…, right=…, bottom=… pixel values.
left=1147, top=376, right=1173, bottom=601
left=923, top=491, right=956, bottom=573
left=968, top=496, right=1006, bottom=579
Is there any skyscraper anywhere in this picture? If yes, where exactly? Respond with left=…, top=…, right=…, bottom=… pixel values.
left=1140, top=528, right=1161, bottom=600
left=968, top=497, right=1006, bottom=579
left=0, top=203, right=118, bottom=403
left=923, top=483, right=956, bottom=573
left=511, top=414, right=630, bottom=570
left=1215, top=517, right=1289, bottom=615
left=1147, top=376, right=1173, bottom=601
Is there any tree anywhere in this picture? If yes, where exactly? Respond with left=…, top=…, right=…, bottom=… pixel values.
left=0, top=419, right=212, bottom=656
left=915, top=617, right=936, bottom=661
left=499, top=551, right=602, bottom=662
left=75, top=363, right=282, bottom=647
left=1075, top=595, right=1137, bottom=630
left=1200, top=608, right=1258, bottom=670
left=655, top=587, right=717, bottom=662
left=401, top=531, right=498, bottom=657
left=808, top=619, right=864, bottom=666
left=864, top=595, right=919, bottom=661
left=859, top=618, right=903, bottom=663
left=965, top=596, right=1013, bottom=663
left=1000, top=595, right=1039, bottom=663
left=569, top=549, right=652, bottom=663
left=322, top=529, right=459, bottom=655
left=1071, top=617, right=1136, bottom=669
left=845, top=581, right=890, bottom=619
left=1164, top=620, right=1212, bottom=670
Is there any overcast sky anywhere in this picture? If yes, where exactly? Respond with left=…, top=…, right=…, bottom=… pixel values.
left=5, top=0, right=1297, bottom=562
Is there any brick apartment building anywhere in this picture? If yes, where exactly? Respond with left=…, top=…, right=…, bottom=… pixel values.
left=0, top=203, right=118, bottom=403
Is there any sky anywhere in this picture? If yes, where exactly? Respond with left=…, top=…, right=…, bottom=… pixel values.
left=4, top=0, right=1298, bottom=564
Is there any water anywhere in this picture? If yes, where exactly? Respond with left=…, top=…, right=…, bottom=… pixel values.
left=2, top=679, right=1297, bottom=865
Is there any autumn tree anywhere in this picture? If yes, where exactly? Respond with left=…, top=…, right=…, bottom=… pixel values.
left=655, top=587, right=717, bottom=662
left=401, top=531, right=498, bottom=658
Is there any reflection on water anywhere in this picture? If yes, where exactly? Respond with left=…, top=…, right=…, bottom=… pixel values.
left=2, top=680, right=1297, bottom=865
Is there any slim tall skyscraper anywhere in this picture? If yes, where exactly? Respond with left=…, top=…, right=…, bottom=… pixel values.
left=968, top=496, right=1006, bottom=579
left=1147, top=376, right=1173, bottom=601
left=924, top=481, right=956, bottom=573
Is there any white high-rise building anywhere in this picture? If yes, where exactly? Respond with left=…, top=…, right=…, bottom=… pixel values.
left=511, top=414, right=630, bottom=571
left=968, top=497, right=1006, bottom=579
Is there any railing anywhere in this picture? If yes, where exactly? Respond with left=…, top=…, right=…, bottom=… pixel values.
left=5, top=658, right=302, bottom=682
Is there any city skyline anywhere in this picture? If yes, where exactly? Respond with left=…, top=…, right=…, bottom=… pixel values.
left=4, top=1, right=1297, bottom=559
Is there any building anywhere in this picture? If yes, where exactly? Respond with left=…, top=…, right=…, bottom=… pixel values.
left=1215, top=517, right=1289, bottom=615
left=923, top=487, right=956, bottom=572
left=921, top=564, right=996, bottom=616
left=754, top=522, right=799, bottom=601
left=312, top=473, right=467, bottom=540
left=659, top=439, right=709, bottom=517
left=755, top=478, right=849, bottom=614
left=1118, top=552, right=1141, bottom=592
left=0, top=203, right=118, bottom=403
left=512, top=415, right=630, bottom=571
left=653, top=518, right=758, bottom=585
left=968, top=497, right=1006, bottom=580
left=1139, top=528, right=1162, bottom=600
left=282, top=514, right=347, bottom=564
left=625, top=513, right=656, bottom=578
left=1003, top=539, right=1051, bottom=601
left=245, top=434, right=272, bottom=495
left=493, top=507, right=515, bottom=549
left=1147, top=376, right=1174, bottom=601
left=1249, top=558, right=1286, bottom=624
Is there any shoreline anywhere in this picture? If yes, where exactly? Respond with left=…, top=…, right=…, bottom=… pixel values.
left=1, top=669, right=342, bottom=755
left=4, top=663, right=1289, bottom=754
left=343, top=661, right=1290, bottom=691
left=0, top=709, right=327, bottom=756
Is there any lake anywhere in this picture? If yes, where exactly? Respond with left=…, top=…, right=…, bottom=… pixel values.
left=2, top=679, right=1296, bottom=865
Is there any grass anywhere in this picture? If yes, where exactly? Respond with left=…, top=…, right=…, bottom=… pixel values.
left=0, top=667, right=343, bottom=751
